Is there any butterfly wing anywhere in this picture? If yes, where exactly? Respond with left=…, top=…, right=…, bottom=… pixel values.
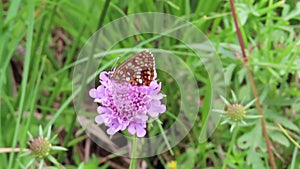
left=112, top=50, right=156, bottom=86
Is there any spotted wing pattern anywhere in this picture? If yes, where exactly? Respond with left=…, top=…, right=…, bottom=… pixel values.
left=111, top=50, right=156, bottom=86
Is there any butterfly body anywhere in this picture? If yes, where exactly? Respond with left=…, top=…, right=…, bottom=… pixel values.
left=111, top=50, right=156, bottom=86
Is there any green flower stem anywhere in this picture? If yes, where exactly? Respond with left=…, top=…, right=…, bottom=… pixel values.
left=221, top=125, right=239, bottom=169
left=129, top=136, right=138, bottom=169
left=157, top=119, right=174, bottom=155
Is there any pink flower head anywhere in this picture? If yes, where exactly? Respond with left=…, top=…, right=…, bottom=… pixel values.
left=89, top=71, right=166, bottom=137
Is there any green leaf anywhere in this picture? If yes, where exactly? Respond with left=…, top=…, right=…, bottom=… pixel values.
left=84, top=155, right=109, bottom=169
left=237, top=123, right=264, bottom=150
left=269, top=131, right=290, bottom=147
left=48, top=155, right=59, bottom=166
left=39, top=125, right=43, bottom=137
left=24, top=159, right=35, bottom=169
left=267, top=114, right=299, bottom=132
left=177, top=148, right=197, bottom=169
left=67, top=135, right=87, bottom=147
left=284, top=2, right=300, bottom=20
left=224, top=64, right=236, bottom=86
left=51, top=146, right=68, bottom=151
left=236, top=3, right=250, bottom=25
left=246, top=149, right=266, bottom=169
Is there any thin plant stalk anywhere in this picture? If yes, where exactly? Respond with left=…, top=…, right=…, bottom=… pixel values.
left=275, top=121, right=300, bottom=149
left=129, top=136, right=138, bottom=169
left=221, top=126, right=239, bottom=169
left=157, top=119, right=174, bottom=155
left=229, top=0, right=276, bottom=168
left=0, top=148, right=30, bottom=153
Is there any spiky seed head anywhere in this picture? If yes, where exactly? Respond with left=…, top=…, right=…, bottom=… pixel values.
left=29, top=137, right=52, bottom=159
left=226, top=104, right=246, bottom=121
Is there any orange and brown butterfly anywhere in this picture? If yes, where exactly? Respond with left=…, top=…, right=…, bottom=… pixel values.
left=111, top=50, right=156, bottom=86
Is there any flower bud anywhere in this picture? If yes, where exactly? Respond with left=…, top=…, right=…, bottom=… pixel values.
left=226, top=104, right=246, bottom=121
left=29, top=137, right=52, bottom=159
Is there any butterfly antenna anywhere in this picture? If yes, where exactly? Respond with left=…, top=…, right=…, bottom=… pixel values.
left=111, top=55, right=122, bottom=70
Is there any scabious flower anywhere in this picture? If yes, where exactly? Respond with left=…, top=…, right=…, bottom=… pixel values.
left=89, top=71, right=166, bottom=137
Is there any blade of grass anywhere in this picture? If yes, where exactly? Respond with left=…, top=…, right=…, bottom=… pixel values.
left=4, top=0, right=21, bottom=24
left=7, top=1, right=35, bottom=169
left=19, top=0, right=60, bottom=147
left=46, top=0, right=111, bottom=130
left=35, top=0, right=62, bottom=117
left=55, top=0, right=99, bottom=160
left=290, top=145, right=299, bottom=169
left=20, top=56, right=46, bottom=150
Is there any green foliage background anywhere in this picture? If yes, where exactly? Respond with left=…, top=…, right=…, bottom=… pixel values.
left=0, top=0, right=299, bottom=168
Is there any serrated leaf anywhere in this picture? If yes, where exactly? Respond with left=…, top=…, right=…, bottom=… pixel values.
left=237, top=123, right=262, bottom=149
left=269, top=131, right=290, bottom=147
left=247, top=149, right=266, bottom=169
left=267, top=115, right=299, bottom=132
left=277, top=118, right=299, bottom=132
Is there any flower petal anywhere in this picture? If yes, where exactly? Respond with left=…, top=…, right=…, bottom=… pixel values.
left=97, top=106, right=111, bottom=114
left=150, top=93, right=165, bottom=100
left=95, top=115, right=105, bottom=124
left=149, top=81, right=161, bottom=94
left=90, top=69, right=166, bottom=137
left=148, top=101, right=166, bottom=117
left=136, top=126, right=146, bottom=137
left=89, top=89, right=99, bottom=98
left=99, top=71, right=109, bottom=81
left=128, top=123, right=136, bottom=135
left=134, top=115, right=148, bottom=122
left=107, top=127, right=118, bottom=135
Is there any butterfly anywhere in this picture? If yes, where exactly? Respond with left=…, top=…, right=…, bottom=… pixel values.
left=111, top=50, right=156, bottom=86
